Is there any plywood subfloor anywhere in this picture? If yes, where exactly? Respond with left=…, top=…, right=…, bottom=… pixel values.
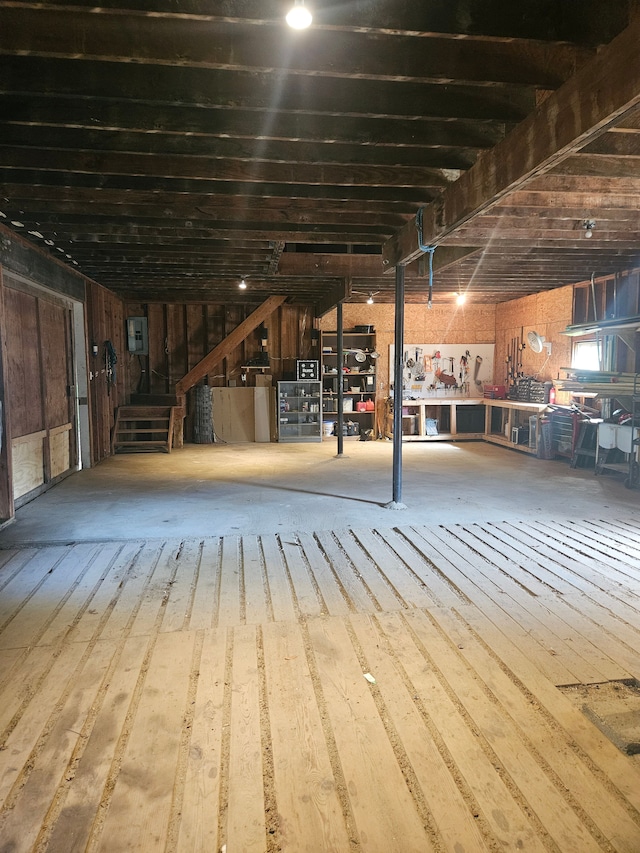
left=1, top=517, right=640, bottom=852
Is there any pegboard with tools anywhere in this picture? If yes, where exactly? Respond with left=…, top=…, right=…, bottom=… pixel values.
left=390, top=343, right=495, bottom=398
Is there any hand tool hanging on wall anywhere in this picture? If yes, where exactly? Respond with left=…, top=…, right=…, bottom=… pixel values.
left=105, top=340, right=118, bottom=394
left=474, top=355, right=483, bottom=389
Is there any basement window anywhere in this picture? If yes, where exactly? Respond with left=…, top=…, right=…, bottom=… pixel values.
left=571, top=339, right=600, bottom=371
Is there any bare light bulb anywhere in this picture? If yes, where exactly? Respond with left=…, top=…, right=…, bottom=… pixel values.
left=583, top=219, right=596, bottom=238
left=367, top=294, right=374, bottom=305
left=239, top=278, right=247, bottom=289
left=456, top=292, right=466, bottom=306
left=286, top=0, right=312, bottom=29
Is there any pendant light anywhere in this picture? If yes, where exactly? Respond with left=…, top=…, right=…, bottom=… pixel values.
left=286, top=0, right=312, bottom=29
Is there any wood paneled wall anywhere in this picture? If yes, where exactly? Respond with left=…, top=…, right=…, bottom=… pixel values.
left=85, top=281, right=126, bottom=465
left=2, top=273, right=78, bottom=504
left=123, top=301, right=316, bottom=441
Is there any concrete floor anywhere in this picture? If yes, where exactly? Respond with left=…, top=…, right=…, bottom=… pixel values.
left=1, top=438, right=639, bottom=545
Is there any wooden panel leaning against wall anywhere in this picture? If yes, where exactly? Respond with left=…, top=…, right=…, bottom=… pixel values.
left=123, top=301, right=317, bottom=442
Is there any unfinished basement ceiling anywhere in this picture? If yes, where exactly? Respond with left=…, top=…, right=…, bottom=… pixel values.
left=1, top=0, right=640, bottom=307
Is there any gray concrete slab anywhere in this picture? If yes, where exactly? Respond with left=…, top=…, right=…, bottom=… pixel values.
left=1, top=439, right=639, bottom=546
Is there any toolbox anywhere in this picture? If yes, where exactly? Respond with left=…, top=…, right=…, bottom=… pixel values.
left=483, top=384, right=506, bottom=399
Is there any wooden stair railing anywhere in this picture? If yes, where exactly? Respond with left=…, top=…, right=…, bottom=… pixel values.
left=111, top=406, right=176, bottom=454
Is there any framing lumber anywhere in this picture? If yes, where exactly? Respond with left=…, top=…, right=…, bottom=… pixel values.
left=175, top=295, right=286, bottom=395
left=382, top=15, right=640, bottom=269
left=315, top=277, right=352, bottom=317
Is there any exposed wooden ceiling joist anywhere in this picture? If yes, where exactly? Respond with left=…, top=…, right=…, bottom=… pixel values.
left=382, top=13, right=640, bottom=269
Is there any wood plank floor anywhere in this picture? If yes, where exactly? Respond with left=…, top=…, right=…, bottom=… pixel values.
left=1, top=518, right=640, bottom=852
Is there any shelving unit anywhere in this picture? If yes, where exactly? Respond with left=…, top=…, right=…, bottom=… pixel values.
left=483, top=400, right=548, bottom=455
left=560, top=369, right=640, bottom=487
left=630, top=374, right=640, bottom=487
left=595, top=422, right=640, bottom=483
left=321, top=331, right=377, bottom=434
left=277, top=380, right=322, bottom=443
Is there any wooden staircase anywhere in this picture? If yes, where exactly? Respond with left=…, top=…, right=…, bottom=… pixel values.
left=111, top=406, right=176, bottom=454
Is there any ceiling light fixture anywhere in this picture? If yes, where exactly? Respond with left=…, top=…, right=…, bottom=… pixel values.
left=455, top=292, right=466, bottom=305
left=238, top=278, right=247, bottom=289
left=582, top=219, right=596, bottom=238
left=286, top=0, right=312, bottom=29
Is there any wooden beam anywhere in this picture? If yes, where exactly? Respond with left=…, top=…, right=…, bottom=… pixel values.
left=0, top=1, right=628, bottom=45
left=0, top=266, right=15, bottom=522
left=0, top=96, right=512, bottom=150
left=383, top=14, right=640, bottom=268
left=175, top=295, right=286, bottom=395
left=0, top=57, right=534, bottom=123
left=430, top=246, right=483, bottom=272
left=0, top=125, right=481, bottom=171
left=0, top=168, right=431, bottom=204
left=0, top=6, right=590, bottom=87
left=0, top=183, right=421, bottom=216
left=0, top=224, right=86, bottom=302
left=0, top=145, right=459, bottom=190
left=315, top=278, right=352, bottom=318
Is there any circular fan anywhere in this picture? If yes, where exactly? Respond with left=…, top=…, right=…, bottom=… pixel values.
left=355, top=350, right=367, bottom=362
left=527, top=330, right=545, bottom=353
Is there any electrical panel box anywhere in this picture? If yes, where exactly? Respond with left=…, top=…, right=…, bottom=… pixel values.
left=127, top=316, right=148, bottom=355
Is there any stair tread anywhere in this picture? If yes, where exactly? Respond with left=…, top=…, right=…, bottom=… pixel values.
left=112, top=404, right=176, bottom=455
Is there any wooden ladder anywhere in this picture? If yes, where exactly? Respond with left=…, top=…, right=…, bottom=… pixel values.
left=112, top=406, right=175, bottom=454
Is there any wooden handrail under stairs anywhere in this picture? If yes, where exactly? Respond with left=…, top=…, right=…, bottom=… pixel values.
left=111, top=406, right=176, bottom=454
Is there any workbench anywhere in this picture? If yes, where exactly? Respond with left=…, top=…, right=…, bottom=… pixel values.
left=483, top=399, right=548, bottom=455
left=395, top=398, right=485, bottom=441
left=395, top=397, right=549, bottom=454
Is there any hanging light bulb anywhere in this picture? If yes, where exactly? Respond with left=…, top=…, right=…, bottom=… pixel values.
left=455, top=292, right=466, bottom=306
left=582, top=219, right=596, bottom=238
left=367, top=293, right=374, bottom=305
left=238, top=278, right=247, bottom=289
left=286, top=0, right=312, bottom=29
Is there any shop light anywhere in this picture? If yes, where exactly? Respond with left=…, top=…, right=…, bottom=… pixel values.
left=286, top=0, right=312, bottom=29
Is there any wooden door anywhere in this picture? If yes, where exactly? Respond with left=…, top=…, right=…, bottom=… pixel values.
left=3, top=280, right=78, bottom=506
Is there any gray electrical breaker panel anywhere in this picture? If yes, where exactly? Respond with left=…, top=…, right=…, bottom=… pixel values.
left=127, top=316, right=148, bottom=354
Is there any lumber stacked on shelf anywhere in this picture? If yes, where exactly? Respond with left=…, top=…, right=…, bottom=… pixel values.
left=558, top=369, right=639, bottom=397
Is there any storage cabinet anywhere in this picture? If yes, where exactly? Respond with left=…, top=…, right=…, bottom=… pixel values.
left=277, top=381, right=322, bottom=442
left=321, top=331, right=377, bottom=434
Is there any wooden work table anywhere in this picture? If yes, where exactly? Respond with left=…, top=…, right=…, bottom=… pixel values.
left=397, top=397, right=486, bottom=441
left=397, top=397, right=550, bottom=454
